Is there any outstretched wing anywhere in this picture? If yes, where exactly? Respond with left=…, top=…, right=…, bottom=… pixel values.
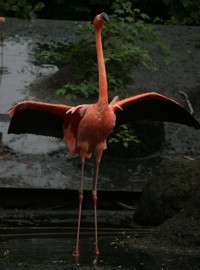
left=112, top=92, right=200, bottom=129
left=8, top=101, right=72, bottom=138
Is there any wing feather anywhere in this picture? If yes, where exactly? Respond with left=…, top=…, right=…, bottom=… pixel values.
left=113, top=92, right=200, bottom=129
left=8, top=101, right=72, bottom=138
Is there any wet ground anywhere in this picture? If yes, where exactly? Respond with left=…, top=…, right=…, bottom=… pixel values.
left=0, top=203, right=199, bottom=270
left=0, top=202, right=200, bottom=269
left=1, top=235, right=200, bottom=270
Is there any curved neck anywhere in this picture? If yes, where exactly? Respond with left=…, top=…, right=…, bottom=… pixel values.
left=95, top=28, right=108, bottom=105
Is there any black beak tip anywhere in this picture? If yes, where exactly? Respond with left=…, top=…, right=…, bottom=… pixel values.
left=102, top=12, right=109, bottom=23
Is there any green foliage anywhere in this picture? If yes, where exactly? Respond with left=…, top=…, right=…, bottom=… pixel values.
left=0, top=0, right=45, bottom=20
left=134, top=0, right=200, bottom=25
left=35, top=0, right=173, bottom=100
left=108, top=124, right=140, bottom=148
left=161, top=0, right=200, bottom=25
left=1, top=0, right=199, bottom=24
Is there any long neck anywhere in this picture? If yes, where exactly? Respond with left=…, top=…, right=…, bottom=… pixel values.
left=95, top=28, right=108, bottom=105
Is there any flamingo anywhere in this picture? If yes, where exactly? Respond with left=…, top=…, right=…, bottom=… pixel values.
left=8, top=13, right=200, bottom=256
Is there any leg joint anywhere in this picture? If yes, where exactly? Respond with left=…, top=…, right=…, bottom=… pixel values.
left=79, top=194, right=83, bottom=204
left=92, top=190, right=97, bottom=196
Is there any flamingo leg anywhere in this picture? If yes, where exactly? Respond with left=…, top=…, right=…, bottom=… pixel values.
left=92, top=158, right=101, bottom=256
left=73, top=157, right=85, bottom=256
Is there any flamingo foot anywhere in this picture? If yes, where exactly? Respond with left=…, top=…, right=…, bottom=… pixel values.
left=73, top=246, right=80, bottom=256
left=95, top=245, right=100, bottom=256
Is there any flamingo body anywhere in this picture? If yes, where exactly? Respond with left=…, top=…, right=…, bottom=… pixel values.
left=74, top=103, right=116, bottom=160
left=7, top=13, right=200, bottom=256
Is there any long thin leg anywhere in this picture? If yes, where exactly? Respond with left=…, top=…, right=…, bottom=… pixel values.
left=73, top=157, right=85, bottom=256
left=92, top=158, right=101, bottom=256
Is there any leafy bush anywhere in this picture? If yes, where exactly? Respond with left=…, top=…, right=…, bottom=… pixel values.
left=0, top=0, right=45, bottom=20
left=108, top=124, right=140, bottom=148
left=133, top=0, right=200, bottom=25
left=161, top=0, right=200, bottom=25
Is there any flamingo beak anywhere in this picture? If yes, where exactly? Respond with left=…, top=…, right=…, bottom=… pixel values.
left=102, top=12, right=109, bottom=23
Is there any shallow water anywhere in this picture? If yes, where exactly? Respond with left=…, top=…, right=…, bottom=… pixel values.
left=0, top=234, right=199, bottom=270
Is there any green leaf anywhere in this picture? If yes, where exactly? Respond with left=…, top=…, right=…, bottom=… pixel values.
left=34, top=2, right=45, bottom=11
left=140, top=13, right=150, bottom=21
left=123, top=141, right=129, bottom=148
left=55, top=88, right=66, bottom=95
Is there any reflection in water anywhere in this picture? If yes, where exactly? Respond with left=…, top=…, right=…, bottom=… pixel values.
left=0, top=235, right=199, bottom=270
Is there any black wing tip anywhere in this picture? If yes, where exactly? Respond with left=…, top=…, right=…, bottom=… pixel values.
left=8, top=109, right=64, bottom=139
left=182, top=109, right=200, bottom=130
left=192, top=119, right=200, bottom=129
left=115, top=97, right=200, bottom=130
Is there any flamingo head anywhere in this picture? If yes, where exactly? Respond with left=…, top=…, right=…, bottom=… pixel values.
left=93, top=12, right=109, bottom=30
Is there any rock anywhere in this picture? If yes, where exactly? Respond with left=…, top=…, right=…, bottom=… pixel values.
left=151, top=185, right=200, bottom=249
left=134, top=159, right=200, bottom=225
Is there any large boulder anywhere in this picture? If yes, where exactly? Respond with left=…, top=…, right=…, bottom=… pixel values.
left=134, top=159, right=200, bottom=225
left=152, top=185, right=200, bottom=249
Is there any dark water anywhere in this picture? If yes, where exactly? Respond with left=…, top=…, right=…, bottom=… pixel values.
left=0, top=234, right=199, bottom=270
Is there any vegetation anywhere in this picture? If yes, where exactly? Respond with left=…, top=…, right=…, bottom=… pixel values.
left=108, top=124, right=140, bottom=148
left=0, top=0, right=199, bottom=24
left=135, top=0, right=200, bottom=25
left=0, top=0, right=45, bottom=20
